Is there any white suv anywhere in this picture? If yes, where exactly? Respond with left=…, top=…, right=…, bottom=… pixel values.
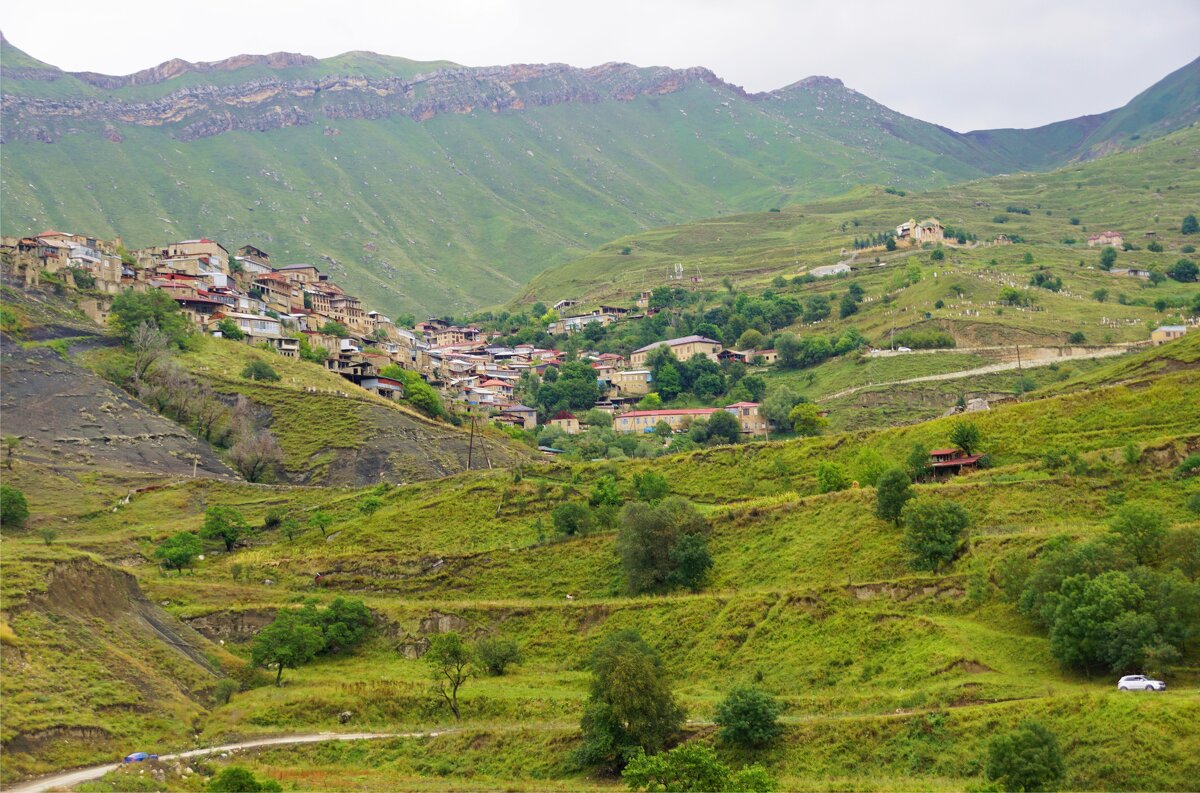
left=1117, top=675, right=1166, bottom=691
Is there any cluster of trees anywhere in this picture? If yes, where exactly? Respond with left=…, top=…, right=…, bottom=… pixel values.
left=852, top=231, right=896, bottom=250
left=775, top=327, right=867, bottom=369
left=251, top=597, right=374, bottom=685
left=379, top=364, right=445, bottom=418
left=1029, top=271, right=1063, bottom=292
left=574, top=628, right=779, bottom=792
left=890, top=328, right=956, bottom=349
left=110, top=294, right=285, bottom=482
left=1000, top=505, right=1199, bottom=677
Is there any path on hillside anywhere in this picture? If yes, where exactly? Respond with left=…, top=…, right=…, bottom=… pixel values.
left=5, top=732, right=432, bottom=793
left=819, top=345, right=1132, bottom=402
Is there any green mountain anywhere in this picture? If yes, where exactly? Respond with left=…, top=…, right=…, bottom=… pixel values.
left=1, top=34, right=1195, bottom=315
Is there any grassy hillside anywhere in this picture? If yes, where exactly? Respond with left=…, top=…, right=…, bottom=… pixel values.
left=3, top=334, right=1197, bottom=789
left=2, top=40, right=1195, bottom=315
left=519, top=124, right=1200, bottom=308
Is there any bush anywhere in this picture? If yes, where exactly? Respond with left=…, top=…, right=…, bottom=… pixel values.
left=553, top=502, right=594, bottom=536
left=358, top=495, right=383, bottom=516
left=622, top=744, right=775, bottom=792
left=241, top=359, right=280, bottom=381
left=476, top=637, right=521, bottom=676
left=875, top=468, right=912, bottom=525
left=667, top=532, right=712, bottom=592
left=985, top=721, right=1065, bottom=793
left=1175, top=453, right=1200, bottom=479
left=632, top=471, right=670, bottom=503
left=901, top=498, right=970, bottom=571
left=213, top=678, right=238, bottom=706
left=815, top=461, right=850, bottom=493
left=1182, top=214, right=1199, bottom=235
left=714, top=686, right=782, bottom=748
left=216, top=318, right=245, bottom=341
left=576, top=630, right=684, bottom=769
left=891, top=329, right=955, bottom=349
left=207, top=766, right=282, bottom=792
left=0, top=485, right=29, bottom=529
left=1167, top=258, right=1198, bottom=282
left=1067, top=331, right=1086, bottom=344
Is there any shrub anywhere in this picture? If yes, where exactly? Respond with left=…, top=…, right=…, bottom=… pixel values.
left=714, top=685, right=782, bottom=748
left=1067, top=331, right=1086, bottom=344
left=0, top=485, right=29, bottom=529
left=1168, top=258, right=1198, bottom=282
left=241, top=360, right=280, bottom=381
left=476, top=637, right=521, bottom=676
left=1175, top=453, right=1200, bottom=479
left=213, top=678, right=238, bottom=706
left=901, top=498, right=970, bottom=571
left=576, top=629, right=684, bottom=769
left=1182, top=214, right=1199, bottom=235
left=358, top=495, right=383, bottom=516
left=552, top=502, right=594, bottom=536
left=622, top=744, right=775, bottom=792
left=216, top=318, right=245, bottom=341
left=985, top=721, right=1065, bottom=793
left=875, top=468, right=913, bottom=525
left=891, top=329, right=955, bottom=349
left=207, top=767, right=282, bottom=793
left=815, top=461, right=850, bottom=493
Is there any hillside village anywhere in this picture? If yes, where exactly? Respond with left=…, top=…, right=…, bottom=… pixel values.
left=5, top=218, right=1196, bottom=453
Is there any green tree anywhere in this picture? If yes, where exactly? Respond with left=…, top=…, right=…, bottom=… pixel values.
left=3, top=435, right=20, bottom=470
left=775, top=332, right=802, bottom=368
left=252, top=608, right=325, bottom=686
left=655, top=363, right=683, bottom=401
left=985, top=721, right=1066, bottom=792
left=885, top=237, right=897, bottom=251
left=310, top=510, right=333, bottom=537
left=949, top=421, right=982, bottom=455
left=788, top=402, right=827, bottom=436
left=906, top=443, right=931, bottom=481
left=241, top=359, right=280, bottom=381
left=109, top=289, right=190, bottom=347
left=1181, top=214, right=1199, bottom=235
left=815, top=461, right=850, bottom=493
left=875, top=468, right=913, bottom=525
left=311, top=597, right=374, bottom=653
left=577, top=629, right=685, bottom=769
left=426, top=631, right=473, bottom=720
left=590, top=475, right=621, bottom=508
left=1167, top=258, right=1198, bottom=282
left=901, top=497, right=970, bottom=571
left=319, top=321, right=350, bottom=336
left=0, top=485, right=29, bottom=529
left=216, top=318, right=245, bottom=341
left=358, top=495, right=383, bottom=516
left=200, top=505, right=248, bottom=552
left=154, top=531, right=202, bottom=574
left=705, top=410, right=741, bottom=445
left=618, top=497, right=708, bottom=594
left=714, top=685, right=782, bottom=748
left=667, top=533, right=713, bottom=592
left=1109, top=503, right=1166, bottom=565
left=735, top=328, right=766, bottom=350
left=1098, top=246, right=1118, bottom=269
left=838, top=293, right=859, bottom=318
left=762, top=386, right=801, bottom=429
left=207, top=766, right=282, bottom=793
left=476, top=637, right=521, bottom=676
left=1067, top=331, right=1086, bottom=344
left=632, top=471, right=670, bottom=503
left=622, top=744, right=731, bottom=792
left=553, top=501, right=594, bottom=536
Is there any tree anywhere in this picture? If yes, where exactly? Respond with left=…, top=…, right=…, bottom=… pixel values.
left=110, top=289, right=190, bottom=347
left=128, top=322, right=172, bottom=381
left=1099, top=246, right=1118, bottom=270
left=425, top=631, right=473, bottom=720
left=633, top=471, right=670, bottom=503
left=775, top=332, right=802, bottom=369
left=788, top=403, right=826, bottom=436
left=319, top=321, right=350, bottom=337
left=1091, top=288, right=1109, bottom=303
left=200, top=505, right=248, bottom=552
left=735, top=328, right=766, bottom=350
left=230, top=429, right=284, bottom=483
left=985, top=721, right=1065, bottom=793
left=1167, top=258, right=1198, bottom=282
left=241, top=359, right=280, bottom=381
left=553, top=501, right=594, bottom=536
left=815, top=461, right=850, bottom=493
left=1109, top=504, right=1166, bottom=565
left=252, top=608, right=325, bottom=686
left=207, top=767, right=282, bottom=793
left=358, top=495, right=383, bottom=516
left=577, top=629, right=684, bottom=769
left=2, top=436, right=19, bottom=471
left=901, top=497, right=970, bottom=571
left=949, top=421, right=982, bottom=455
left=590, top=475, right=621, bottom=508
left=476, top=637, right=522, bottom=676
left=0, top=485, right=29, bottom=529
left=906, top=443, right=931, bottom=481
left=667, top=533, right=712, bottom=592
left=622, top=744, right=731, bottom=792
left=838, top=293, right=859, bottom=318
left=311, top=596, right=373, bottom=653
left=762, top=386, right=802, bottom=429
left=1182, top=214, right=1199, bottom=235
left=618, top=497, right=708, bottom=594
left=706, top=410, right=741, bottom=445
left=1067, top=331, right=1086, bottom=344
left=714, top=686, right=782, bottom=748
left=310, top=510, right=333, bottom=537
left=885, top=237, right=897, bottom=251
left=875, top=468, right=913, bottom=525
left=216, top=318, right=246, bottom=341
left=655, top=364, right=682, bottom=401
left=155, top=531, right=202, bottom=574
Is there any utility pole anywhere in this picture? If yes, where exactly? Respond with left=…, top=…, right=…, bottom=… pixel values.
left=466, top=415, right=475, bottom=471
left=1015, top=344, right=1022, bottom=371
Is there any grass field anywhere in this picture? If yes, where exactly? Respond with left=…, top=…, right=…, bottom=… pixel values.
left=3, top=333, right=1198, bottom=789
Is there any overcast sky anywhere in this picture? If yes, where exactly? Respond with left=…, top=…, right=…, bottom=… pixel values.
left=3, top=0, right=1197, bottom=131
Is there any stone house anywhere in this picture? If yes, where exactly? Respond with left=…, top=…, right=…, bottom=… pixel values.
left=630, top=335, right=723, bottom=367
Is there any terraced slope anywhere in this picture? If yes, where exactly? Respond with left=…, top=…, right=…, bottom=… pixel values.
left=2, top=334, right=1197, bottom=790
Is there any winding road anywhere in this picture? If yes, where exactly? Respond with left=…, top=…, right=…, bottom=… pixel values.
left=6, top=732, right=432, bottom=793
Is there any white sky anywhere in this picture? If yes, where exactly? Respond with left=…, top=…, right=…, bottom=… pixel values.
left=3, top=0, right=1197, bottom=131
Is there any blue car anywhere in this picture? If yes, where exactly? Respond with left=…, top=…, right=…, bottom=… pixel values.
left=123, top=752, right=158, bottom=763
